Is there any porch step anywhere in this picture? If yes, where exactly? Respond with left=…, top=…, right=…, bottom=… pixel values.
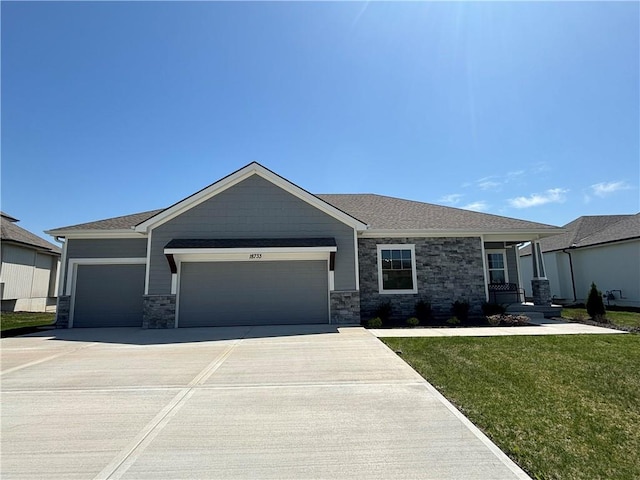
left=505, top=303, right=562, bottom=319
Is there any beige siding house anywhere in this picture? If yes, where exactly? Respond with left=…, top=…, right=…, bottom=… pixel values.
left=520, top=214, right=640, bottom=308
left=1, top=212, right=61, bottom=312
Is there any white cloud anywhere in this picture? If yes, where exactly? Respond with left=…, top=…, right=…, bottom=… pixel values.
left=590, top=181, right=631, bottom=197
left=508, top=188, right=568, bottom=208
left=439, top=193, right=463, bottom=205
left=462, top=201, right=489, bottom=212
left=478, top=180, right=501, bottom=190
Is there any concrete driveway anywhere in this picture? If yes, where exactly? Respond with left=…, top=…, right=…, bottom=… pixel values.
left=2, top=326, right=529, bottom=479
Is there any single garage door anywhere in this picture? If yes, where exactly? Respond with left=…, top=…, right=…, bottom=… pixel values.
left=178, top=261, right=329, bottom=327
left=72, top=264, right=145, bottom=327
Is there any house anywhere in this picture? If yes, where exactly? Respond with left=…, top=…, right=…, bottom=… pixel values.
left=46, top=162, right=562, bottom=328
left=520, top=213, right=640, bottom=308
left=1, top=212, right=61, bottom=312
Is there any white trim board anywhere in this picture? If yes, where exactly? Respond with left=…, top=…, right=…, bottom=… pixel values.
left=45, top=230, right=146, bottom=239
left=170, top=251, right=331, bottom=264
left=361, top=230, right=560, bottom=241
left=135, top=162, right=368, bottom=233
left=65, top=258, right=147, bottom=296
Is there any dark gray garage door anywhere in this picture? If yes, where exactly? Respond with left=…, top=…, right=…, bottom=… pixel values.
left=73, top=264, right=145, bottom=327
left=178, top=261, right=329, bottom=327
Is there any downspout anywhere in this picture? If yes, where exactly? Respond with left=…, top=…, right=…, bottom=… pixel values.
left=562, top=247, right=577, bottom=303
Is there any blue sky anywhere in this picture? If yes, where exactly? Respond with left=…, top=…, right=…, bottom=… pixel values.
left=2, top=1, right=638, bottom=240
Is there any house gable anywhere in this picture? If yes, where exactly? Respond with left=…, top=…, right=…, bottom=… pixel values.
left=135, top=162, right=367, bottom=234
left=146, top=174, right=359, bottom=295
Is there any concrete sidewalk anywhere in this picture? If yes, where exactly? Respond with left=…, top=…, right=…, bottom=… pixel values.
left=369, top=318, right=627, bottom=338
left=1, top=325, right=530, bottom=479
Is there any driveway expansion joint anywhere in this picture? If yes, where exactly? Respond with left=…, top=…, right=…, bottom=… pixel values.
left=93, top=332, right=250, bottom=480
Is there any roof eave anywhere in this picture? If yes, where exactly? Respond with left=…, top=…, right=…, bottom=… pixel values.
left=360, top=228, right=563, bottom=240
left=44, top=229, right=146, bottom=239
left=1, top=239, right=61, bottom=255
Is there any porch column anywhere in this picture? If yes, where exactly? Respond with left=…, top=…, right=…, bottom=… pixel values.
left=530, top=240, right=551, bottom=306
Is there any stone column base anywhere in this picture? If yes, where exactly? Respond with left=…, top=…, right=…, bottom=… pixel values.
left=531, top=279, right=551, bottom=306
left=56, top=296, right=71, bottom=328
left=330, top=291, right=361, bottom=325
left=143, top=295, right=177, bottom=328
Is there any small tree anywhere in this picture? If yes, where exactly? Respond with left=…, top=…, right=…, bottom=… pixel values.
left=586, top=282, right=606, bottom=320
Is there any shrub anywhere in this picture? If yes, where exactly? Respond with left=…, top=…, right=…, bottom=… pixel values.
left=446, top=316, right=460, bottom=325
left=374, top=302, right=392, bottom=322
left=586, top=282, right=606, bottom=320
left=501, top=314, right=530, bottom=326
left=415, top=300, right=432, bottom=323
left=486, top=314, right=530, bottom=326
left=571, top=311, right=586, bottom=322
left=482, top=302, right=506, bottom=316
left=367, top=317, right=383, bottom=328
left=407, top=317, right=420, bottom=327
left=451, top=300, right=470, bottom=322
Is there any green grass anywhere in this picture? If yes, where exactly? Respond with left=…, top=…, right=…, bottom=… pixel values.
left=1, top=311, right=56, bottom=332
left=382, top=335, right=640, bottom=480
left=562, top=307, right=640, bottom=329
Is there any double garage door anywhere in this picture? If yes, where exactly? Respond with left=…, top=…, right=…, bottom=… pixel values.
left=178, top=261, right=329, bottom=327
left=71, top=261, right=328, bottom=327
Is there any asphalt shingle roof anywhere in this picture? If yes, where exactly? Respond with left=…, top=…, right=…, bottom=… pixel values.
left=1, top=213, right=61, bottom=254
left=49, top=195, right=560, bottom=234
left=316, top=194, right=559, bottom=231
left=50, top=209, right=165, bottom=231
left=520, top=213, right=640, bottom=255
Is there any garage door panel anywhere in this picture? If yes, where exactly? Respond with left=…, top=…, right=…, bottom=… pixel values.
left=179, top=261, right=328, bottom=327
left=73, top=264, right=145, bottom=327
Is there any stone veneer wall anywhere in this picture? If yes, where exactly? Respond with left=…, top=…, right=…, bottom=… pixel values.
left=330, top=291, right=361, bottom=325
left=55, top=295, right=71, bottom=328
left=143, top=295, right=176, bottom=328
left=358, top=237, right=486, bottom=321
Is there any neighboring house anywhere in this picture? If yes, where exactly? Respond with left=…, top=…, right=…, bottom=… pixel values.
left=46, top=163, right=561, bottom=328
left=520, top=214, right=640, bottom=308
left=1, top=212, right=61, bottom=312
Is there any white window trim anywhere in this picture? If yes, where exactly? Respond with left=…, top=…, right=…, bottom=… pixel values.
left=376, top=244, right=418, bottom=295
left=486, top=249, right=509, bottom=284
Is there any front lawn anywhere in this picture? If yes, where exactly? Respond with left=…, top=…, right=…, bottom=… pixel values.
left=1, top=312, right=56, bottom=332
left=562, top=307, right=640, bottom=329
left=382, top=335, right=640, bottom=480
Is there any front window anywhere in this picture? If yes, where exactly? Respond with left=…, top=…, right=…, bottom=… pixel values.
left=487, top=251, right=508, bottom=284
left=377, top=244, right=418, bottom=294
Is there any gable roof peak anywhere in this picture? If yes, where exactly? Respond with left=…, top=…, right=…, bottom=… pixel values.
left=133, top=162, right=368, bottom=233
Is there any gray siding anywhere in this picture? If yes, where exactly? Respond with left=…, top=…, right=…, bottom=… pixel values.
left=64, top=238, right=147, bottom=292
left=148, top=175, right=356, bottom=295
left=178, top=260, right=328, bottom=326
left=359, top=237, right=486, bottom=320
left=66, top=238, right=147, bottom=259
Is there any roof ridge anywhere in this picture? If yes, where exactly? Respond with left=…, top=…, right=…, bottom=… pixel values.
left=575, top=213, right=639, bottom=246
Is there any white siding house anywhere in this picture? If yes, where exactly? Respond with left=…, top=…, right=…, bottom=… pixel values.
left=520, top=214, right=640, bottom=308
left=1, top=212, right=61, bottom=312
